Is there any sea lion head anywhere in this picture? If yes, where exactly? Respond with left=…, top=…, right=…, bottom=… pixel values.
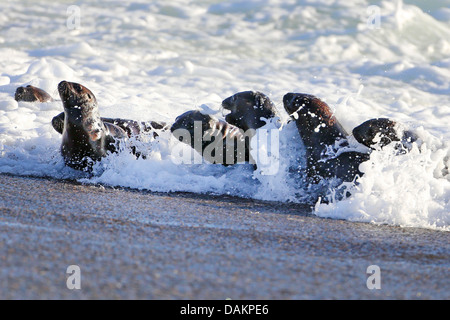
left=352, top=118, right=418, bottom=151
left=222, top=91, right=276, bottom=131
left=170, top=110, right=215, bottom=136
left=352, top=118, right=398, bottom=148
left=170, top=110, right=217, bottom=159
left=58, top=81, right=104, bottom=142
left=58, top=81, right=97, bottom=113
left=170, top=110, right=252, bottom=165
left=283, top=93, right=349, bottom=147
left=15, top=85, right=53, bottom=103
left=283, top=93, right=339, bottom=132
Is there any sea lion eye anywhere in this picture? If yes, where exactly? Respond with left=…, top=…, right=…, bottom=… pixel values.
left=295, top=97, right=302, bottom=104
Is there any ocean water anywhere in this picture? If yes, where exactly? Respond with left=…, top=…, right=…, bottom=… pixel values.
left=0, top=0, right=449, bottom=230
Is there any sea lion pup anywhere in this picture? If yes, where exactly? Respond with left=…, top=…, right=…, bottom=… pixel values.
left=58, top=81, right=128, bottom=171
left=170, top=110, right=254, bottom=165
left=222, top=91, right=278, bottom=131
left=352, top=118, right=418, bottom=152
left=15, top=85, right=54, bottom=103
left=51, top=112, right=167, bottom=138
left=283, top=93, right=370, bottom=183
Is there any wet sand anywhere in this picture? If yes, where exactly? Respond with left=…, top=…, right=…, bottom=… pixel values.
left=0, top=173, right=448, bottom=300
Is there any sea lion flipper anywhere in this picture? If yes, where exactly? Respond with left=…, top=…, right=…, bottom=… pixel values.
left=102, top=122, right=127, bottom=153
left=104, top=122, right=128, bottom=140
left=52, top=112, right=167, bottom=138
left=52, top=112, right=65, bottom=135
left=100, top=118, right=168, bottom=138
left=101, top=118, right=139, bottom=137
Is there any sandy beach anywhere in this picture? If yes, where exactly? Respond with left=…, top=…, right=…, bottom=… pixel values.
left=0, top=173, right=448, bottom=300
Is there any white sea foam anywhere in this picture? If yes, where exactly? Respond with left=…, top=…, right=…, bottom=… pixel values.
left=0, top=0, right=449, bottom=230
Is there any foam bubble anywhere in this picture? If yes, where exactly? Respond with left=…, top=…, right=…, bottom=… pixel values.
left=0, top=76, right=10, bottom=86
left=0, top=99, right=17, bottom=111
left=25, top=58, right=77, bottom=80
left=315, top=130, right=450, bottom=231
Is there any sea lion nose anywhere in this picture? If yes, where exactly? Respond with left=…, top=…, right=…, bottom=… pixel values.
left=170, top=118, right=182, bottom=133
left=58, top=81, right=68, bottom=93
left=283, top=93, right=298, bottom=114
left=15, top=87, right=25, bottom=95
left=283, top=93, right=296, bottom=104
left=14, top=87, right=25, bottom=101
left=221, top=96, right=234, bottom=110
left=171, top=111, right=194, bottom=133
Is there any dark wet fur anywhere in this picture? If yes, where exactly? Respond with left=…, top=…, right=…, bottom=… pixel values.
left=222, top=91, right=277, bottom=132
left=171, top=110, right=254, bottom=165
left=58, top=81, right=127, bottom=171
left=52, top=112, right=167, bottom=139
left=353, top=118, right=418, bottom=152
left=283, top=93, right=370, bottom=183
left=15, top=85, right=54, bottom=103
